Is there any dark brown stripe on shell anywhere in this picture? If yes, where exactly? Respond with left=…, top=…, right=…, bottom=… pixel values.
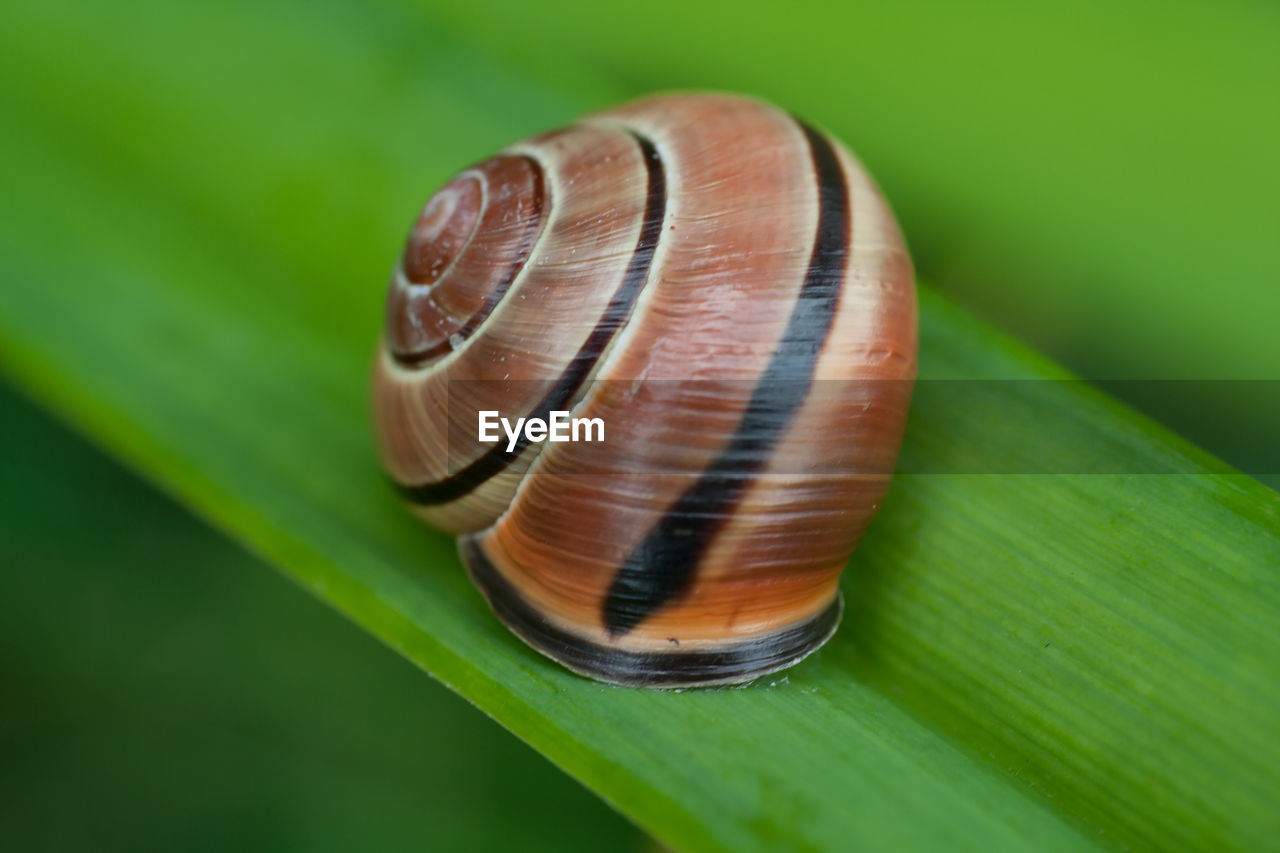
left=601, top=120, right=851, bottom=637
left=460, top=535, right=843, bottom=687
left=397, top=132, right=667, bottom=505
left=391, top=156, right=546, bottom=367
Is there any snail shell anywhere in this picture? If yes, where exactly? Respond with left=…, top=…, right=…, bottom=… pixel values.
left=373, top=93, right=916, bottom=687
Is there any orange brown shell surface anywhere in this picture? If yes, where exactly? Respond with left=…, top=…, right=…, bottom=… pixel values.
left=373, top=93, right=917, bottom=687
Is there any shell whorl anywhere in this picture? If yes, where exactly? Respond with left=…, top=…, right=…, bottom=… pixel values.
left=373, top=93, right=917, bottom=687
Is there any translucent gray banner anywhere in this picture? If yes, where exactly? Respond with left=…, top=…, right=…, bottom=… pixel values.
left=437, top=380, right=1280, bottom=477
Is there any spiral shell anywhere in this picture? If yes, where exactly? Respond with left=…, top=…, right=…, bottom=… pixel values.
left=373, top=93, right=916, bottom=687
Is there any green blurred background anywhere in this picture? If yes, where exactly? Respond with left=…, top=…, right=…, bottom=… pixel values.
left=0, top=380, right=644, bottom=850
left=1, top=0, right=1276, bottom=848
